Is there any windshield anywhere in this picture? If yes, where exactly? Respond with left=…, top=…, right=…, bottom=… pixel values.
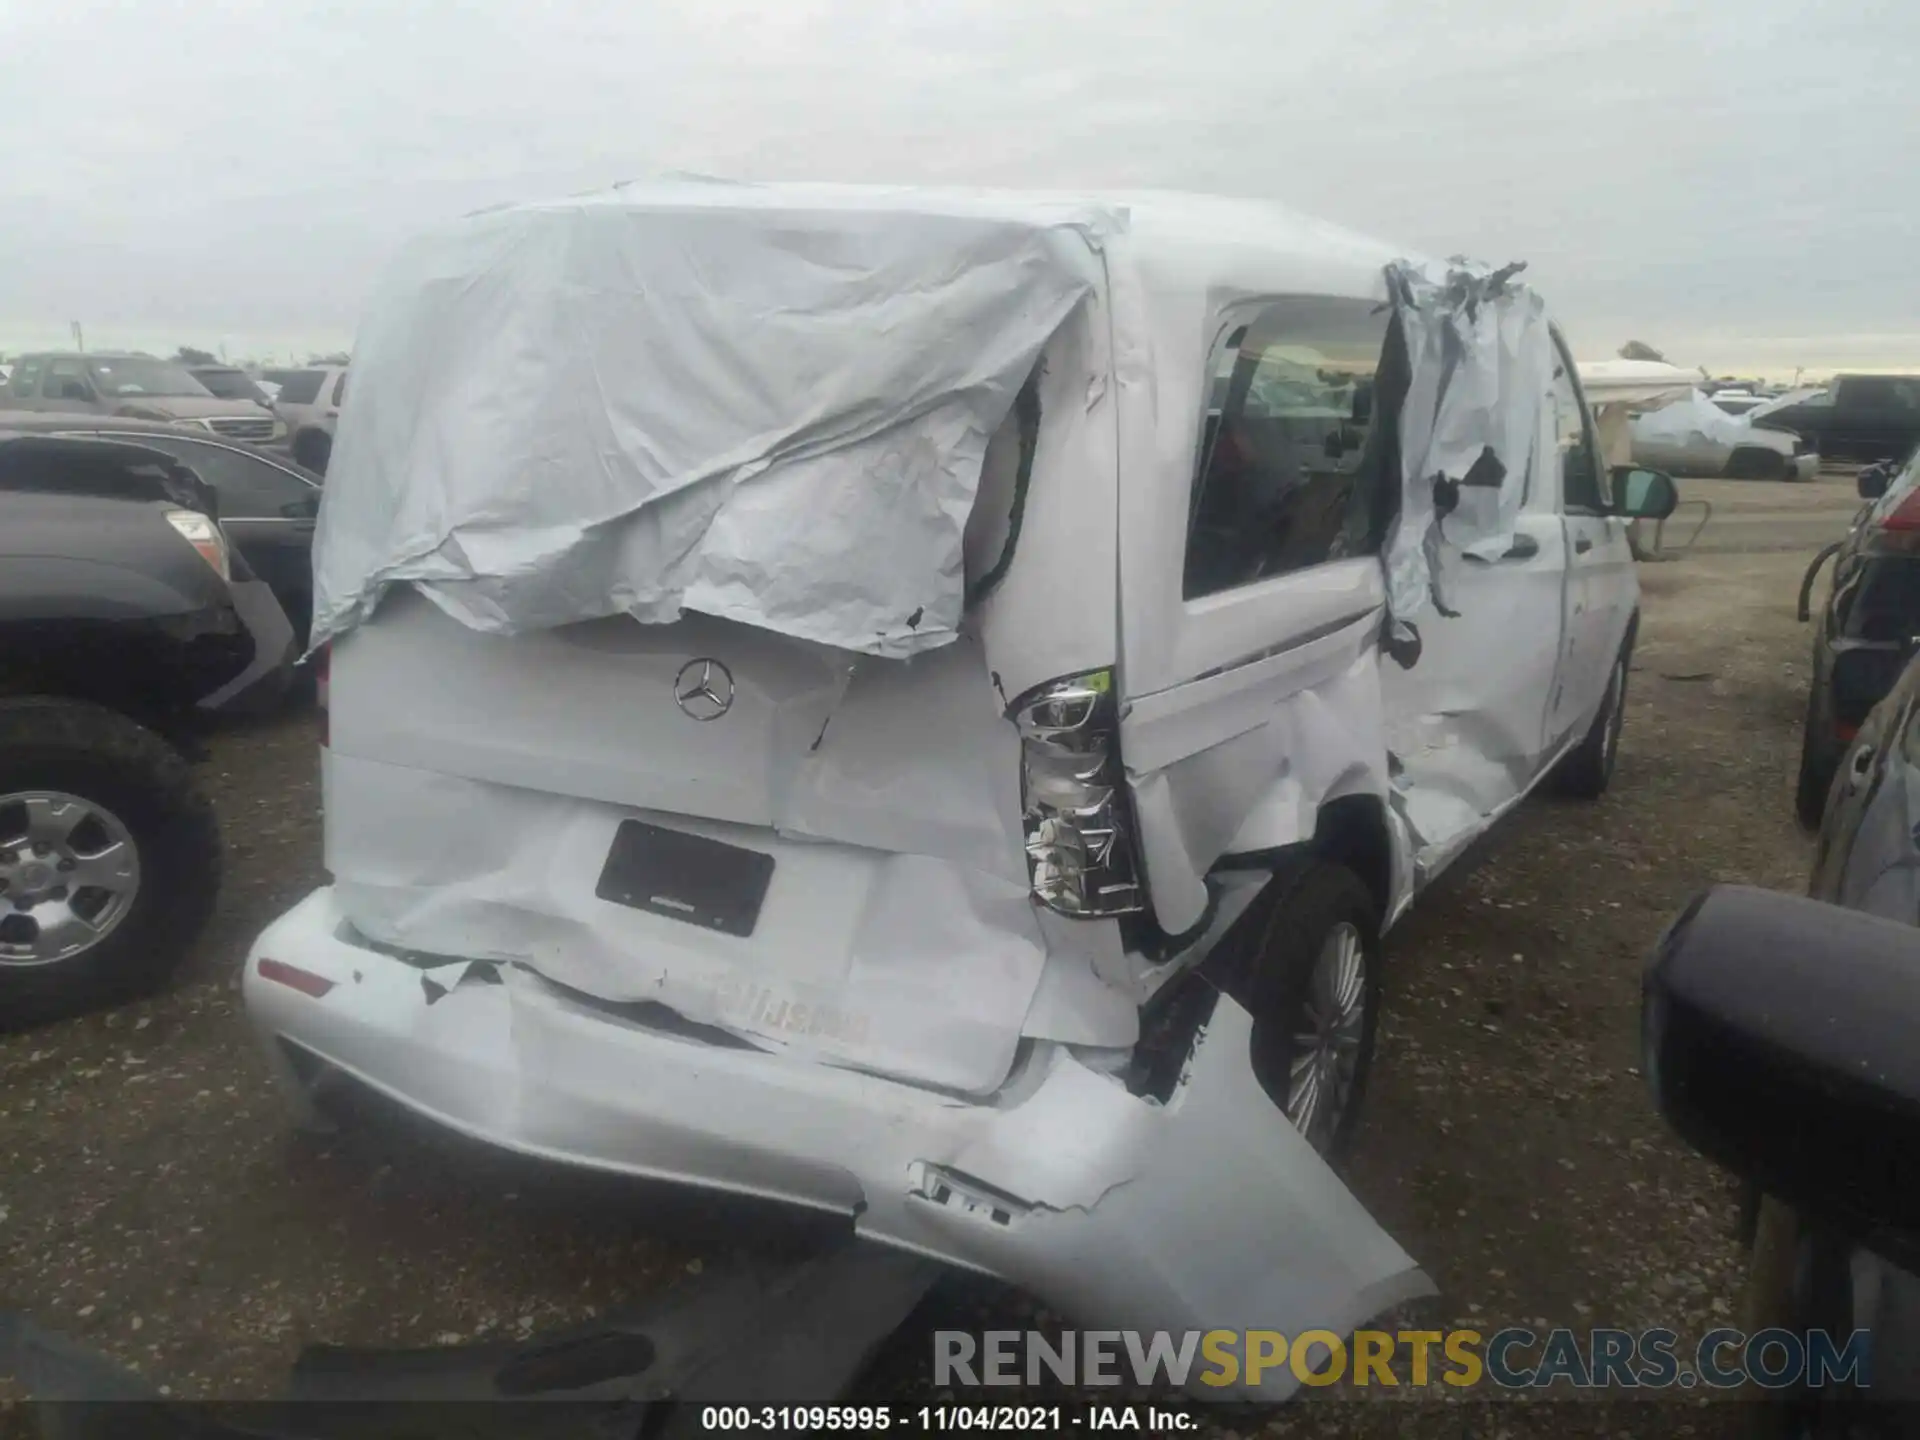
left=1747, top=386, right=1828, bottom=422
left=193, top=369, right=265, bottom=401
left=87, top=357, right=213, bottom=398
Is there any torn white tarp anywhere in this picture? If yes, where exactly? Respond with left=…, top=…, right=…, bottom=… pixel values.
left=1630, top=386, right=1766, bottom=451
left=1382, top=258, right=1554, bottom=636
left=308, top=181, right=1117, bottom=657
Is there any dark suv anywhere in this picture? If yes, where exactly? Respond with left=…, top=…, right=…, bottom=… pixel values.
left=0, top=430, right=294, bottom=1026
left=1759, top=373, right=1920, bottom=466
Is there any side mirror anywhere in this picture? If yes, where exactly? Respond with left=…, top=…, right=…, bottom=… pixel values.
left=1859, top=463, right=1893, bottom=501
left=1609, top=465, right=1678, bottom=521
left=1644, top=886, right=1920, bottom=1272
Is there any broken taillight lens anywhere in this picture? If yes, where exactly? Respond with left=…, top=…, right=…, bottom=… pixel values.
left=1880, top=492, right=1920, bottom=532
left=1013, top=669, right=1143, bottom=917
left=165, top=509, right=231, bottom=580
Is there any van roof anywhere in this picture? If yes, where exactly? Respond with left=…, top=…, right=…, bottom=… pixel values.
left=480, top=180, right=1410, bottom=305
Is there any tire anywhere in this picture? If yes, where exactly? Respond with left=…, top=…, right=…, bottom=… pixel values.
left=1552, top=648, right=1628, bottom=799
left=293, top=429, right=332, bottom=474
left=1726, top=447, right=1789, bottom=481
left=0, top=698, right=220, bottom=1030
left=1244, top=860, right=1382, bottom=1160
left=1795, top=690, right=1842, bottom=832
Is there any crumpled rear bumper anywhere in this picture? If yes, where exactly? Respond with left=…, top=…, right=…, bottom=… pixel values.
left=245, top=888, right=1430, bottom=1402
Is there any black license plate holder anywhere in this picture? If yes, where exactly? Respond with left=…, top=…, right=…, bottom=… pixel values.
left=594, top=820, right=775, bottom=937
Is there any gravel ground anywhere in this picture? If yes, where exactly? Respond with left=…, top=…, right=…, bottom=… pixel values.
left=0, top=475, right=1865, bottom=1433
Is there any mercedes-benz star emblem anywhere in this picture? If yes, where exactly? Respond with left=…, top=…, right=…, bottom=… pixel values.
left=673, top=659, right=735, bottom=721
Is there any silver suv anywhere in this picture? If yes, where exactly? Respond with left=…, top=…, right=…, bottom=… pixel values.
left=4, top=353, right=285, bottom=444
left=263, top=366, right=346, bottom=473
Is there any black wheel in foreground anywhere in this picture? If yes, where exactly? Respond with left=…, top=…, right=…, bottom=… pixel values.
left=1244, top=860, right=1382, bottom=1160
left=0, top=698, right=220, bottom=1030
left=1552, top=648, right=1629, bottom=799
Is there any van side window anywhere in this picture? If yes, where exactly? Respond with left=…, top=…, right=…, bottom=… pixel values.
left=1549, top=350, right=1603, bottom=513
left=1183, top=297, right=1396, bottom=600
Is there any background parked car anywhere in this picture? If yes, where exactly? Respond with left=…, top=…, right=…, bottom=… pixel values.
left=0, top=428, right=295, bottom=1027
left=1708, top=390, right=1767, bottom=416
left=1630, top=387, right=1818, bottom=480
left=0, top=413, right=322, bottom=643
left=1794, top=446, right=1920, bottom=826
left=187, top=364, right=276, bottom=407
left=1649, top=643, right=1920, bottom=1423
left=268, top=366, right=345, bottom=473
left=4, top=353, right=286, bottom=445
left=1753, top=373, right=1920, bottom=465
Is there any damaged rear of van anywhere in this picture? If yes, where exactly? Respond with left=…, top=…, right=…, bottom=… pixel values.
left=246, top=182, right=1649, bottom=1399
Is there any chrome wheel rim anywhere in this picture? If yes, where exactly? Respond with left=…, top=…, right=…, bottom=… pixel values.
left=1284, top=921, right=1368, bottom=1151
left=0, top=791, right=142, bottom=967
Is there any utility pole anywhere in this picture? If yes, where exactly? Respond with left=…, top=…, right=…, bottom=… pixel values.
left=70, top=321, right=83, bottom=353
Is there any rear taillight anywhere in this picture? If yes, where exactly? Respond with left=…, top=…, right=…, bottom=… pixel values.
left=165, top=510, right=231, bottom=580
left=257, top=957, right=335, bottom=998
left=1883, top=491, right=1920, bottom=532
left=1012, top=669, right=1143, bottom=917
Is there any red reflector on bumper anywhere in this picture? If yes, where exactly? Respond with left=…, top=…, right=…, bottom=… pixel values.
left=258, top=958, right=335, bottom=998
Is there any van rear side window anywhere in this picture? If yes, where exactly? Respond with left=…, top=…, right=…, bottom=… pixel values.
left=275, top=371, right=326, bottom=405
left=1183, top=297, right=1399, bottom=600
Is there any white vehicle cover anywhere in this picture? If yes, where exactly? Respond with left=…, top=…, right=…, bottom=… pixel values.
left=308, top=180, right=1115, bottom=658
left=1382, top=259, right=1554, bottom=637
left=1630, top=386, right=1765, bottom=451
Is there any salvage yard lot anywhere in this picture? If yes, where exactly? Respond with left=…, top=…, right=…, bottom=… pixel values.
left=0, top=475, right=1865, bottom=1422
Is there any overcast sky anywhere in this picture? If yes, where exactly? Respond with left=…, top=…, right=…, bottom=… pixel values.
left=1, top=0, right=1913, bottom=375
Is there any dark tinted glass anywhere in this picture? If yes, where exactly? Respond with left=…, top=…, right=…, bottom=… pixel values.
left=194, top=368, right=266, bottom=401
left=1183, top=297, right=1397, bottom=599
left=1549, top=348, right=1603, bottom=512
left=105, top=435, right=315, bottom=517
left=1843, top=557, right=1920, bottom=644
left=275, top=371, right=326, bottom=405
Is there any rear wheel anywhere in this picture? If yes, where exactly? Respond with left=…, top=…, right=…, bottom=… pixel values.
left=0, top=698, right=220, bottom=1029
left=1245, top=861, right=1381, bottom=1159
left=1552, top=650, right=1628, bottom=798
